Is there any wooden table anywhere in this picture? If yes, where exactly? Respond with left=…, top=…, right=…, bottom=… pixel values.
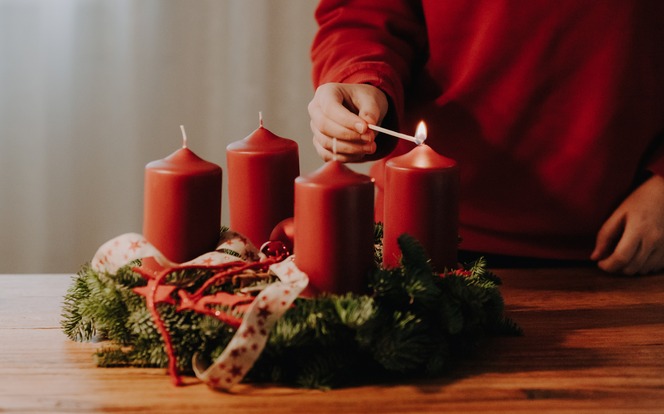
left=1, top=269, right=663, bottom=413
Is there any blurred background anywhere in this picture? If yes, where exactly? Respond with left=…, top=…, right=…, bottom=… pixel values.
left=0, top=0, right=344, bottom=273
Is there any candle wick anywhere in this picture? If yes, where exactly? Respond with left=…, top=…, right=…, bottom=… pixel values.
left=259, top=111, right=264, bottom=128
left=332, top=138, right=338, bottom=161
left=180, top=125, right=188, bottom=148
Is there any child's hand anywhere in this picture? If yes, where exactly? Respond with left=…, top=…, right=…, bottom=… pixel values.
left=308, top=83, right=388, bottom=162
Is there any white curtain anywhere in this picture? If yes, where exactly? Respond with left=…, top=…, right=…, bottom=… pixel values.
left=0, top=0, right=323, bottom=273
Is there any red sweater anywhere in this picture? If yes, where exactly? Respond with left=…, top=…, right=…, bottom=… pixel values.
left=312, top=0, right=664, bottom=260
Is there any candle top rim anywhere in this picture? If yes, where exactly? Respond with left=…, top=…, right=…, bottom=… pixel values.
left=226, top=126, right=298, bottom=153
left=296, top=160, right=373, bottom=187
left=146, top=147, right=221, bottom=173
left=386, top=145, right=457, bottom=170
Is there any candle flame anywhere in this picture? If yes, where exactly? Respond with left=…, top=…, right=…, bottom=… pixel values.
left=414, top=121, right=427, bottom=145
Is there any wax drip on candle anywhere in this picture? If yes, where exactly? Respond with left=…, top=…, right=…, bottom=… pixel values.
left=180, top=125, right=188, bottom=148
left=259, top=111, right=264, bottom=128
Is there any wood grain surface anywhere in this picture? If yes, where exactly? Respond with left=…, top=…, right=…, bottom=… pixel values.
left=1, top=269, right=663, bottom=413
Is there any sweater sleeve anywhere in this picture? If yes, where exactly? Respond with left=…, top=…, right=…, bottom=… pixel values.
left=646, top=132, right=664, bottom=178
left=311, top=0, right=428, bottom=159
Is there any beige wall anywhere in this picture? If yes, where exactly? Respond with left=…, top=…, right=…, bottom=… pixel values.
left=0, top=0, right=327, bottom=273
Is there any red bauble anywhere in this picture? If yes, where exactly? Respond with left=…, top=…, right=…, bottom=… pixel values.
left=269, top=217, right=295, bottom=253
left=260, top=240, right=290, bottom=259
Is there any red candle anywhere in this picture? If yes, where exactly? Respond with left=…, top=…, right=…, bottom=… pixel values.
left=143, top=127, right=222, bottom=263
left=226, top=114, right=299, bottom=248
left=294, top=161, right=374, bottom=294
left=383, top=122, right=459, bottom=271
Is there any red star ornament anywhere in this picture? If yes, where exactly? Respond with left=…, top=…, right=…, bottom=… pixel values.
left=132, top=280, right=177, bottom=305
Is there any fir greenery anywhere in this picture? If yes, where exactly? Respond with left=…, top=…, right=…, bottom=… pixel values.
left=61, top=233, right=521, bottom=389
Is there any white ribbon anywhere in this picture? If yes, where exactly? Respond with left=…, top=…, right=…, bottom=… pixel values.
left=192, top=257, right=308, bottom=390
left=89, top=232, right=308, bottom=391
left=91, top=232, right=260, bottom=274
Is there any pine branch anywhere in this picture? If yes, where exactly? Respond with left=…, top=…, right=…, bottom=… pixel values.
left=398, top=234, right=433, bottom=274
left=372, top=310, right=433, bottom=372
left=374, top=222, right=384, bottom=266
left=61, top=234, right=521, bottom=389
left=61, top=266, right=94, bottom=342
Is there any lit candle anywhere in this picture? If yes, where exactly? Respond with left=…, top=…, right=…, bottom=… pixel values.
left=143, top=126, right=222, bottom=263
left=226, top=113, right=299, bottom=247
left=368, top=123, right=426, bottom=224
left=294, top=161, right=374, bottom=294
left=382, top=122, right=459, bottom=270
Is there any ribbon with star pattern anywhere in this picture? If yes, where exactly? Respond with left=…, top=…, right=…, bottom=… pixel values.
left=192, top=257, right=308, bottom=390
left=89, top=232, right=309, bottom=390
